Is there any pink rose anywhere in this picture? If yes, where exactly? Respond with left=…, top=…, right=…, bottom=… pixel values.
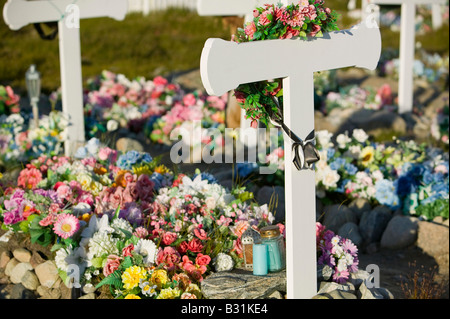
left=156, top=247, right=181, bottom=271
left=194, top=228, right=208, bottom=240
left=103, top=254, right=122, bottom=277
left=161, top=231, right=177, bottom=245
left=122, top=244, right=134, bottom=257
left=183, top=93, right=197, bottom=107
left=195, top=253, right=211, bottom=267
left=308, top=24, right=321, bottom=37
left=56, top=184, right=72, bottom=201
left=244, top=21, right=256, bottom=40
left=187, top=238, right=203, bottom=253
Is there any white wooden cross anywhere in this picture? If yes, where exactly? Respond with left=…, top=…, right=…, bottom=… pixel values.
left=3, top=0, right=128, bottom=156
left=362, top=0, right=447, bottom=113
left=200, top=19, right=381, bottom=299
left=197, top=0, right=294, bottom=147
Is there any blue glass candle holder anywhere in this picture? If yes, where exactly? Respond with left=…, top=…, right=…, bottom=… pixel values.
left=252, top=244, right=268, bottom=276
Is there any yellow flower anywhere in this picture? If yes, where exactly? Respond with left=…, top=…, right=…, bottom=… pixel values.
left=132, top=164, right=153, bottom=177
left=185, top=283, right=202, bottom=299
left=122, top=266, right=147, bottom=290
left=150, top=269, right=169, bottom=289
left=360, top=146, right=375, bottom=167
left=124, top=294, right=141, bottom=299
left=156, top=287, right=181, bottom=299
left=154, top=165, right=171, bottom=175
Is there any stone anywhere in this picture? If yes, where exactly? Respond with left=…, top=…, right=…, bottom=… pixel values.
left=349, top=270, right=371, bottom=290
left=10, top=262, right=33, bottom=284
left=82, top=283, right=97, bottom=294
left=327, top=289, right=357, bottom=299
left=30, top=250, right=47, bottom=269
left=35, top=261, right=59, bottom=288
left=348, top=198, right=372, bottom=222
left=380, top=215, right=419, bottom=250
left=416, top=221, right=449, bottom=258
left=116, top=137, right=144, bottom=153
left=12, top=248, right=32, bottom=263
left=317, top=281, right=356, bottom=295
left=10, top=283, right=37, bottom=299
left=256, top=186, right=285, bottom=223
left=267, top=290, right=284, bottom=299
left=0, top=250, right=11, bottom=269
left=312, top=294, right=332, bottom=299
left=78, top=292, right=96, bottom=299
left=37, top=285, right=62, bottom=299
left=21, top=270, right=40, bottom=291
left=359, top=206, right=392, bottom=244
left=322, top=204, right=357, bottom=233
left=201, top=268, right=286, bottom=299
left=338, top=222, right=363, bottom=247
left=317, top=265, right=333, bottom=282
left=377, top=287, right=395, bottom=299
left=357, top=281, right=385, bottom=299
left=4, top=258, right=19, bottom=277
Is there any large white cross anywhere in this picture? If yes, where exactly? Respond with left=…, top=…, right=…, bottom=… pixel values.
left=197, top=0, right=294, bottom=147
left=3, top=0, right=128, bottom=156
left=363, top=0, right=447, bottom=113
left=200, top=19, right=381, bottom=299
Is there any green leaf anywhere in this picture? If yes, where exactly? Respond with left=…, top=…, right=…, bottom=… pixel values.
left=91, top=257, right=105, bottom=268
left=95, top=270, right=123, bottom=290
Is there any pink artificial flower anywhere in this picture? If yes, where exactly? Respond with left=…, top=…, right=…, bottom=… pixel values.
left=39, top=213, right=58, bottom=227
left=194, top=228, right=209, bottom=240
left=156, top=247, right=181, bottom=271
left=288, top=10, right=305, bottom=28
left=5, top=86, right=20, bottom=106
left=186, top=238, right=203, bottom=253
left=103, top=254, right=122, bottom=277
left=17, top=166, right=42, bottom=190
left=161, top=231, right=177, bottom=245
left=244, top=21, right=257, bottom=40
left=183, top=93, right=197, bottom=107
left=259, top=8, right=274, bottom=26
left=153, top=76, right=168, bottom=87
left=133, top=226, right=149, bottom=239
left=122, top=244, right=135, bottom=257
left=56, top=184, right=73, bottom=201
left=195, top=253, right=211, bottom=267
left=308, top=24, right=321, bottom=37
left=53, top=214, right=80, bottom=239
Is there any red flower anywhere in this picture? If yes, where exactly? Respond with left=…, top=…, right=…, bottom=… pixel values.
left=195, top=253, right=211, bottom=267
left=122, top=244, right=134, bottom=257
left=161, top=231, right=177, bottom=246
left=187, top=238, right=204, bottom=253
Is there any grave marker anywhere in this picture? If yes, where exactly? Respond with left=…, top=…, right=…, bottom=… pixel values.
left=3, top=0, right=128, bottom=155
left=368, top=0, right=446, bottom=113
left=200, top=18, right=381, bottom=299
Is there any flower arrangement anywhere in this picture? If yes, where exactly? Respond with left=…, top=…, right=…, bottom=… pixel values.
left=316, top=222, right=359, bottom=284
left=231, top=0, right=340, bottom=126
left=0, top=111, right=68, bottom=170
left=0, top=85, right=20, bottom=116
left=1, top=139, right=280, bottom=298
left=236, top=128, right=449, bottom=220
left=324, top=83, right=394, bottom=113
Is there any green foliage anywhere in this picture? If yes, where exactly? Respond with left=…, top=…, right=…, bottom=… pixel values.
left=415, top=198, right=449, bottom=220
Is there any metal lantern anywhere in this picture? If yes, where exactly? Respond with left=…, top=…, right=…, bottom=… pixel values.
left=25, top=64, right=41, bottom=128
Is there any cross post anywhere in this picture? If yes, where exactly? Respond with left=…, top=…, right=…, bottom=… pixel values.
left=200, top=18, right=381, bottom=299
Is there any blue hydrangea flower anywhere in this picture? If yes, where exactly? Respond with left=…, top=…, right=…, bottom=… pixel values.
left=236, top=162, right=258, bottom=178
left=193, top=172, right=218, bottom=184
left=375, top=179, right=400, bottom=209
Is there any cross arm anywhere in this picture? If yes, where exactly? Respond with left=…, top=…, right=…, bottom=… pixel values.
left=200, top=20, right=381, bottom=96
left=3, top=0, right=128, bottom=30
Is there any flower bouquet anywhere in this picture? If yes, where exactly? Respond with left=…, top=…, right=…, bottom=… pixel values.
left=231, top=0, right=340, bottom=127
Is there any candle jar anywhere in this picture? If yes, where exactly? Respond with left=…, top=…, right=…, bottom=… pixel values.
left=260, top=225, right=286, bottom=272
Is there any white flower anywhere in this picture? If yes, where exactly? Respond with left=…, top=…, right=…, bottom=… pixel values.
left=213, top=253, right=234, bottom=272
left=111, top=218, right=133, bottom=238
left=321, top=167, right=340, bottom=189
left=86, top=232, right=119, bottom=265
left=135, top=239, right=157, bottom=266
left=80, top=214, right=114, bottom=247
left=352, top=129, right=369, bottom=144
left=106, top=119, right=119, bottom=131
left=316, top=130, right=334, bottom=149
left=336, top=133, right=352, bottom=149
left=179, top=175, right=209, bottom=194
left=55, top=246, right=87, bottom=278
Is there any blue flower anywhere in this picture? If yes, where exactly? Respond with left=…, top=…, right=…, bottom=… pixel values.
left=327, top=148, right=336, bottom=159
left=329, top=157, right=346, bottom=170
left=344, top=162, right=358, bottom=175
left=193, top=172, right=218, bottom=184
left=376, top=179, right=400, bottom=209
left=125, top=150, right=141, bottom=164
left=236, top=162, right=258, bottom=178
left=396, top=175, right=417, bottom=197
